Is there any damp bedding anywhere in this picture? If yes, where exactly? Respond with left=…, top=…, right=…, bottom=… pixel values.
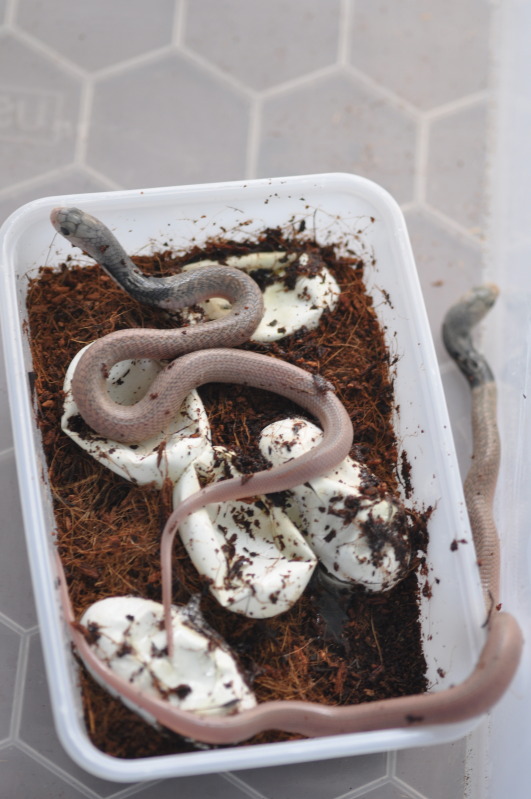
left=26, top=227, right=430, bottom=758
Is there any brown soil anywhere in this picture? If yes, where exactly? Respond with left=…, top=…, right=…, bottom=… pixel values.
left=26, top=228, right=430, bottom=759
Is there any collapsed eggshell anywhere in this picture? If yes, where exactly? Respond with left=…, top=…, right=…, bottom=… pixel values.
left=61, top=344, right=210, bottom=487
left=181, top=250, right=339, bottom=342
left=79, top=595, right=256, bottom=724
left=173, top=446, right=318, bottom=617
left=259, top=418, right=411, bottom=591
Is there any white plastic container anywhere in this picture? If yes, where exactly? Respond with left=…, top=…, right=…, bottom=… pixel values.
left=0, top=173, right=488, bottom=780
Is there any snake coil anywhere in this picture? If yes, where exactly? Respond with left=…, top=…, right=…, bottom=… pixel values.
left=50, top=212, right=522, bottom=744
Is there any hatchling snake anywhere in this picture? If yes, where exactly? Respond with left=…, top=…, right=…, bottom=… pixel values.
left=51, top=209, right=522, bottom=742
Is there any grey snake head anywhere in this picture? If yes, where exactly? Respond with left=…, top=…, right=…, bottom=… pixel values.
left=50, top=206, right=101, bottom=248
left=442, top=284, right=499, bottom=388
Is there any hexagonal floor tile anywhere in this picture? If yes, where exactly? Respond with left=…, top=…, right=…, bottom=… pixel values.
left=0, top=165, right=111, bottom=224
left=0, top=341, right=13, bottom=453
left=0, top=745, right=89, bottom=798
left=404, top=206, right=484, bottom=365
left=86, top=52, right=250, bottom=187
left=0, top=32, right=82, bottom=187
left=15, top=0, right=176, bottom=72
left=0, top=620, right=21, bottom=739
left=396, top=740, right=467, bottom=799
left=347, top=0, right=490, bottom=110
left=354, top=783, right=419, bottom=799
left=235, top=752, right=387, bottom=799
left=19, top=633, right=130, bottom=797
left=184, top=0, right=341, bottom=91
left=257, top=71, right=417, bottom=204
left=426, top=100, right=488, bottom=236
left=131, top=774, right=254, bottom=799
left=0, top=449, right=37, bottom=630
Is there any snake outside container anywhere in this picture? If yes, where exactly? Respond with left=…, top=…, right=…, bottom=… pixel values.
left=0, top=174, right=492, bottom=781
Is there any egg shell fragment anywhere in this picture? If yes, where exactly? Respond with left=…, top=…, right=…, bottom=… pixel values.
left=259, top=418, right=411, bottom=591
left=173, top=446, right=318, bottom=617
left=62, top=344, right=211, bottom=487
left=181, top=251, right=339, bottom=342
left=79, top=595, right=256, bottom=725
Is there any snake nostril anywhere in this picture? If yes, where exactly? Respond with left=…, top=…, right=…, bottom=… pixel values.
left=60, top=226, right=71, bottom=237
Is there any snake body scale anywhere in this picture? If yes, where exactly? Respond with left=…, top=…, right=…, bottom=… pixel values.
left=51, top=209, right=522, bottom=743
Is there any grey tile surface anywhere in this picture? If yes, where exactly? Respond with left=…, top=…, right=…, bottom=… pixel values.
left=0, top=332, right=12, bottom=453
left=395, top=741, right=467, bottom=799
left=0, top=164, right=111, bottom=224
left=403, top=206, right=484, bottom=364
left=87, top=52, right=251, bottom=187
left=257, top=71, right=417, bottom=202
left=130, top=773, right=256, bottom=799
left=0, top=31, right=82, bottom=186
left=236, top=753, right=387, bottom=799
left=347, top=0, right=490, bottom=110
left=20, top=634, right=126, bottom=797
left=426, top=98, right=489, bottom=236
left=16, top=0, right=177, bottom=72
left=353, top=784, right=417, bottom=799
left=0, top=0, right=497, bottom=796
left=0, top=620, right=21, bottom=740
left=0, top=745, right=90, bottom=799
left=0, top=449, right=37, bottom=630
left=184, top=0, right=342, bottom=91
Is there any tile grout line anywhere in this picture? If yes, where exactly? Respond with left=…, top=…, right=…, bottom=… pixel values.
left=414, top=115, right=430, bottom=206
left=8, top=630, right=30, bottom=741
left=8, top=25, right=88, bottom=81
left=178, top=43, right=256, bottom=99
left=345, top=63, right=421, bottom=120
left=245, top=97, right=263, bottom=180
left=425, top=90, right=491, bottom=122
left=74, top=78, right=95, bottom=166
left=81, top=163, right=123, bottom=191
left=0, top=166, right=75, bottom=200
left=0, top=611, right=31, bottom=638
left=14, top=739, right=102, bottom=799
left=336, top=775, right=393, bottom=799
left=91, top=43, right=176, bottom=82
left=400, top=201, right=417, bottom=216
left=3, top=0, right=19, bottom=27
left=221, top=771, right=272, bottom=799
left=387, top=748, right=397, bottom=778
left=337, top=0, right=354, bottom=67
left=0, top=444, right=15, bottom=461
left=171, top=0, right=187, bottom=46
left=421, top=201, right=487, bottom=245
left=0, top=160, right=124, bottom=197
left=326, top=752, right=396, bottom=799
left=261, top=62, right=341, bottom=101
left=105, top=778, right=164, bottom=799
left=391, top=773, right=432, bottom=799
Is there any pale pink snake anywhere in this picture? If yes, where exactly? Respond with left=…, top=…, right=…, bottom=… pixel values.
left=51, top=208, right=522, bottom=743
left=51, top=207, right=354, bottom=646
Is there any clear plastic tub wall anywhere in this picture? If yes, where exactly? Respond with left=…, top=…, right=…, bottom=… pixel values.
left=479, top=0, right=531, bottom=794
left=0, top=173, right=487, bottom=781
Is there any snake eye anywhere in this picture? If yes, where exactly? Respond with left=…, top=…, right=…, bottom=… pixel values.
left=60, top=226, right=71, bottom=237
